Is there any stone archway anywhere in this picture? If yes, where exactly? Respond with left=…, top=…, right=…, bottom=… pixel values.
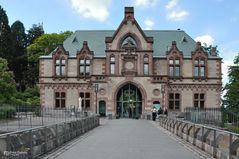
left=116, top=83, right=142, bottom=118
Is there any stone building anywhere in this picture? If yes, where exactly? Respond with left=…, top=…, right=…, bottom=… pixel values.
left=39, top=7, right=222, bottom=117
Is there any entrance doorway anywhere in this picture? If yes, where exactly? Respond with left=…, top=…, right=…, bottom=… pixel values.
left=116, top=83, right=142, bottom=118
left=99, top=101, right=106, bottom=117
left=153, top=101, right=160, bottom=111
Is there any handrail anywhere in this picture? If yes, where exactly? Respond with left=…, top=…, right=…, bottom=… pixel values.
left=175, top=118, right=239, bottom=136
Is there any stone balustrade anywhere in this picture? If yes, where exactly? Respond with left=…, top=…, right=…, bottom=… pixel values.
left=0, top=116, right=99, bottom=159
left=159, top=116, right=239, bottom=159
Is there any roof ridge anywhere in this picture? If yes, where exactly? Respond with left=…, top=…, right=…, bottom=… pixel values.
left=74, top=30, right=185, bottom=32
left=75, top=30, right=115, bottom=32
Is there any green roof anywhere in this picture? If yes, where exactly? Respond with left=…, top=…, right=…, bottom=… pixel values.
left=59, top=30, right=218, bottom=58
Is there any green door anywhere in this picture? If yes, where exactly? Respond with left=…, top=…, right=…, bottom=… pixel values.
left=99, top=101, right=106, bottom=117
left=116, top=83, right=142, bottom=118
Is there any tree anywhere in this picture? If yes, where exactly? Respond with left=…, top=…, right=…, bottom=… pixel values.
left=0, top=5, right=13, bottom=64
left=223, top=54, right=239, bottom=112
left=26, top=31, right=72, bottom=86
left=26, top=23, right=44, bottom=46
left=0, top=58, right=17, bottom=104
left=11, top=20, right=27, bottom=91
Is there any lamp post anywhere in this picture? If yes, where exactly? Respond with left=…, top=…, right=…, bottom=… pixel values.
left=94, top=84, right=99, bottom=114
left=161, top=85, right=165, bottom=108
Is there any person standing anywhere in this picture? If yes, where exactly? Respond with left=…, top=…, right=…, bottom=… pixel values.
left=152, top=107, right=157, bottom=121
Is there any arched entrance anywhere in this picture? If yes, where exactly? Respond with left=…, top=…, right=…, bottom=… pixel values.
left=153, top=101, right=161, bottom=110
left=116, top=83, right=142, bottom=118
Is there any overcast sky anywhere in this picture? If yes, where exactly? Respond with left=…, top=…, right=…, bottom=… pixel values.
left=1, top=0, right=239, bottom=88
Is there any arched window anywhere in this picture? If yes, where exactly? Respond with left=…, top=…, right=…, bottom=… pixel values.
left=121, top=36, right=137, bottom=48
left=194, top=58, right=205, bottom=78
left=55, top=58, right=66, bottom=76
left=169, top=58, right=180, bottom=78
left=110, top=55, right=115, bottom=74
left=79, top=57, right=91, bottom=77
left=143, top=55, right=149, bottom=75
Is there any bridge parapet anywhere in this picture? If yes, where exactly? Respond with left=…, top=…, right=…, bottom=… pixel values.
left=0, top=116, right=99, bottom=158
left=159, top=116, right=239, bottom=159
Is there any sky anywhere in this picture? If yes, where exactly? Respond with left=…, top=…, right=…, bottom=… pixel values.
left=0, top=0, right=238, bottom=88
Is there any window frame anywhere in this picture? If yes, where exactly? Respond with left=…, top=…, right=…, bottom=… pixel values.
left=121, top=36, right=137, bottom=48
left=143, top=55, right=149, bottom=75
left=79, top=57, right=91, bottom=78
left=194, top=93, right=205, bottom=109
left=55, top=92, right=66, bottom=108
left=55, top=57, right=66, bottom=76
left=194, top=58, right=205, bottom=78
left=168, top=93, right=180, bottom=110
left=79, top=92, right=91, bottom=111
left=110, top=55, right=115, bottom=75
left=168, top=58, right=181, bottom=78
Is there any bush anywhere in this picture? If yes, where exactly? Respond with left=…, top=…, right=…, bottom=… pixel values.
left=224, top=124, right=239, bottom=134
left=0, top=105, right=16, bottom=119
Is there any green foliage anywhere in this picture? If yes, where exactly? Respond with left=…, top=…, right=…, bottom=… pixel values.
left=14, top=86, right=40, bottom=106
left=0, top=105, right=16, bottom=119
left=26, top=31, right=72, bottom=86
left=11, top=20, right=27, bottom=52
left=0, top=5, right=13, bottom=63
left=11, top=20, right=28, bottom=91
left=27, top=31, right=73, bottom=62
left=0, top=58, right=39, bottom=105
left=27, top=23, right=44, bottom=46
left=224, top=124, right=239, bottom=134
left=223, top=54, right=239, bottom=112
left=0, top=58, right=17, bottom=104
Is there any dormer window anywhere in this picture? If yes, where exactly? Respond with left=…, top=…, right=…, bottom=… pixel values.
left=55, top=58, right=66, bottom=76
left=121, top=36, right=137, bottom=48
left=194, top=58, right=205, bottom=78
left=79, top=57, right=91, bottom=77
left=169, top=58, right=180, bottom=78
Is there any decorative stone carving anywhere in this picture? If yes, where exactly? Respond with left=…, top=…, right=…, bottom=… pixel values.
left=153, top=89, right=160, bottom=96
left=99, top=88, right=106, bottom=95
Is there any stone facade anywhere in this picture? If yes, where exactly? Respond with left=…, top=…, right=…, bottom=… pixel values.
left=39, top=7, right=222, bottom=117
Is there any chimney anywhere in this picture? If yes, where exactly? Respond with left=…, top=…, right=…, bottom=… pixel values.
left=125, top=7, right=134, bottom=19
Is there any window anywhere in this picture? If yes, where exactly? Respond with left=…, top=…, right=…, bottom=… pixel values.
left=121, top=36, right=137, bottom=48
left=169, top=58, right=180, bottom=78
left=168, top=93, right=180, bottom=110
left=55, top=92, right=66, bottom=108
left=194, top=93, right=205, bottom=108
left=144, top=55, right=149, bottom=75
left=79, top=58, right=91, bottom=77
left=110, top=55, right=115, bottom=74
left=79, top=92, right=91, bottom=111
left=194, top=58, right=205, bottom=78
left=55, top=58, right=66, bottom=76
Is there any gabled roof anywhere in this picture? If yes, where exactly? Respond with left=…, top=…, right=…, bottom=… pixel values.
left=42, top=30, right=220, bottom=59
left=62, top=30, right=197, bottom=57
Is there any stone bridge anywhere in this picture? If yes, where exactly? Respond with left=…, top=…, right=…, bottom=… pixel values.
left=0, top=116, right=238, bottom=159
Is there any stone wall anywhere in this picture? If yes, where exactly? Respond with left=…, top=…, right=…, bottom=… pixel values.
left=0, top=116, right=99, bottom=159
left=159, top=117, right=239, bottom=159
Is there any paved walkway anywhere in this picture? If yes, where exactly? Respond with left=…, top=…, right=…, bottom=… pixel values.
left=45, top=119, right=210, bottom=159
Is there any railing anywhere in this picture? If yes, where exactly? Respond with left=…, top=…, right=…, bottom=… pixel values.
left=184, top=107, right=239, bottom=133
left=0, top=105, right=91, bottom=133
left=184, top=107, right=223, bottom=127
left=0, top=116, right=99, bottom=158
left=159, top=116, right=239, bottom=159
